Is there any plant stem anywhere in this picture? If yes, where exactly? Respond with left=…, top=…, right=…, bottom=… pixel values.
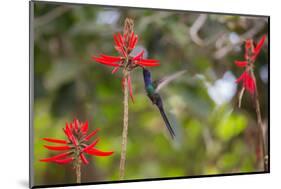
left=76, top=158, right=81, bottom=183
left=119, top=71, right=129, bottom=179
left=253, top=76, right=268, bottom=171
left=255, top=94, right=268, bottom=171
left=238, top=87, right=245, bottom=108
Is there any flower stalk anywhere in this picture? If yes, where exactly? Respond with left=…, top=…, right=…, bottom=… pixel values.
left=75, top=158, right=81, bottom=183
left=253, top=75, right=268, bottom=171
left=92, top=17, right=160, bottom=179
left=120, top=70, right=129, bottom=179
left=234, top=35, right=268, bottom=171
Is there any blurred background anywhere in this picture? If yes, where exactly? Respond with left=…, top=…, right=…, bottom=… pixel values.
left=32, top=1, right=269, bottom=186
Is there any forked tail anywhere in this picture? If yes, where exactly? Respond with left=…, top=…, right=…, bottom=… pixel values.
left=157, top=104, right=175, bottom=139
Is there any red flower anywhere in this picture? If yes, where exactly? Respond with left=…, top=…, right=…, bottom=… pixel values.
left=236, top=71, right=256, bottom=95
left=40, top=118, right=113, bottom=165
left=235, top=35, right=266, bottom=95
left=92, top=31, right=160, bottom=102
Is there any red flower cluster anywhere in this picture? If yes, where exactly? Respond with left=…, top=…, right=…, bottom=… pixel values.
left=40, top=118, right=113, bottom=165
left=235, top=35, right=266, bottom=95
left=92, top=31, right=160, bottom=102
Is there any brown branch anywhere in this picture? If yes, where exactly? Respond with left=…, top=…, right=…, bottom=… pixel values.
left=190, top=14, right=207, bottom=46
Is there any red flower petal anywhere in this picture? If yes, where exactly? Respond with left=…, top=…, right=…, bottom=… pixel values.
left=116, top=33, right=126, bottom=57
left=66, top=123, right=71, bottom=132
left=84, top=128, right=100, bottom=141
left=63, top=129, right=70, bottom=140
left=235, top=71, right=247, bottom=84
left=127, top=75, right=134, bottom=103
left=42, top=138, right=67, bottom=144
left=128, top=32, right=138, bottom=50
left=253, top=35, right=266, bottom=58
left=40, top=152, right=72, bottom=162
left=115, top=46, right=127, bottom=57
left=63, top=123, right=72, bottom=140
left=54, top=157, right=74, bottom=164
left=123, top=33, right=127, bottom=40
left=112, top=66, right=120, bottom=74
left=112, top=61, right=124, bottom=74
left=131, top=35, right=138, bottom=50
left=244, top=73, right=256, bottom=95
left=81, top=120, right=88, bottom=134
left=92, top=56, right=120, bottom=67
left=82, top=138, right=100, bottom=153
left=74, top=118, right=79, bottom=132
left=128, top=32, right=135, bottom=48
left=70, top=136, right=77, bottom=145
left=43, top=145, right=70, bottom=151
left=70, top=122, right=75, bottom=130
left=117, top=33, right=125, bottom=47
left=139, top=59, right=159, bottom=63
left=244, top=39, right=253, bottom=59
left=113, top=34, right=121, bottom=47
left=236, top=71, right=256, bottom=95
left=245, top=39, right=252, bottom=50
left=80, top=154, right=89, bottom=164
left=136, top=59, right=160, bottom=67
left=85, top=148, right=114, bottom=157
left=133, top=50, right=144, bottom=61
left=64, top=124, right=78, bottom=146
left=100, top=54, right=123, bottom=62
left=235, top=61, right=248, bottom=67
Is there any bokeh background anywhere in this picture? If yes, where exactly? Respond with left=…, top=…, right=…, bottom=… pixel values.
left=32, top=1, right=269, bottom=186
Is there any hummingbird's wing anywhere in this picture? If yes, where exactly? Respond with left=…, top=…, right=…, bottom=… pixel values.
left=155, top=70, right=186, bottom=93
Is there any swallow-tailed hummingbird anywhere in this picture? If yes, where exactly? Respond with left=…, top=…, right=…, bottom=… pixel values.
left=142, top=68, right=186, bottom=139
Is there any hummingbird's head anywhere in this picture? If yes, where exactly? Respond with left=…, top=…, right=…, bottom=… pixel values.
left=142, top=67, right=150, bottom=76
left=142, top=68, right=152, bottom=85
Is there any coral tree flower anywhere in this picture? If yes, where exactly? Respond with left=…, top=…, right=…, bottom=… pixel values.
left=40, top=118, right=113, bottom=165
left=235, top=35, right=266, bottom=95
left=92, top=19, right=160, bottom=102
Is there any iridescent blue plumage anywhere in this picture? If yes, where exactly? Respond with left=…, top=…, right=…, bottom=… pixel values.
left=142, top=68, right=175, bottom=139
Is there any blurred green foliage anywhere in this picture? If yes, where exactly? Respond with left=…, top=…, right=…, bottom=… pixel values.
left=32, top=1, right=269, bottom=186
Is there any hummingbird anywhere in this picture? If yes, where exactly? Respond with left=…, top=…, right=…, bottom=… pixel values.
left=142, top=68, right=186, bottom=139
